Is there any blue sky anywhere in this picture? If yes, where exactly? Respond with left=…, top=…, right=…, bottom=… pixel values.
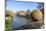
left=6, top=1, right=39, bottom=12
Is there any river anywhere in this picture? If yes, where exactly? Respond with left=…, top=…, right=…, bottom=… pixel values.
left=12, top=16, right=43, bottom=30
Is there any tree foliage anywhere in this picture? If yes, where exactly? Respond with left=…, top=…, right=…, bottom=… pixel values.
left=5, top=10, right=15, bottom=17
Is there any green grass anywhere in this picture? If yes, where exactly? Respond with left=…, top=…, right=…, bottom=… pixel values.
left=5, top=17, right=13, bottom=31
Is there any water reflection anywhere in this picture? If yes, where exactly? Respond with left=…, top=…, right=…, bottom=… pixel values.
left=12, top=16, right=33, bottom=29
left=12, top=16, right=43, bottom=30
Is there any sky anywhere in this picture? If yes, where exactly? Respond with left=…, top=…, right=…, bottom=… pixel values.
left=6, top=0, right=40, bottom=12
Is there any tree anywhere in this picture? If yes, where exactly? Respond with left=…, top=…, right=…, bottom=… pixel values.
left=26, top=9, right=31, bottom=18
left=5, top=10, right=15, bottom=17
left=26, top=9, right=31, bottom=12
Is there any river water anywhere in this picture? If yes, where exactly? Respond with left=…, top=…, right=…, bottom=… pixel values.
left=12, top=16, right=34, bottom=29
left=12, top=16, right=43, bottom=30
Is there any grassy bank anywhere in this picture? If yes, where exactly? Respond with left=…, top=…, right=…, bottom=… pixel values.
left=5, top=16, right=13, bottom=31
